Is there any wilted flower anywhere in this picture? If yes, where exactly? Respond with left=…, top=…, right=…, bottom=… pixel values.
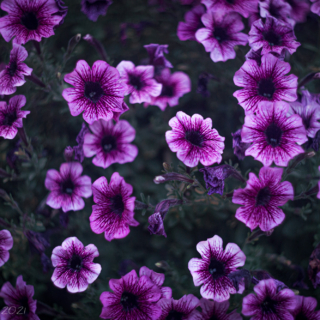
left=73, top=123, right=90, bottom=163
left=291, top=296, right=320, bottom=320
left=231, top=129, right=251, bottom=160
left=0, top=229, right=13, bottom=267
left=311, top=0, right=320, bottom=16
left=308, top=242, right=320, bottom=288
left=144, top=44, right=173, bottom=70
left=51, top=237, right=101, bottom=293
left=260, top=0, right=294, bottom=25
left=81, top=0, right=112, bottom=22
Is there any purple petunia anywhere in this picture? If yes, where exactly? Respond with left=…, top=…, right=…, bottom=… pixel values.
left=231, top=129, right=251, bottom=161
left=0, top=230, right=13, bottom=267
left=45, top=162, right=92, bottom=213
left=0, top=44, right=32, bottom=95
left=242, top=279, right=296, bottom=320
left=233, top=53, right=298, bottom=114
left=54, top=0, right=68, bottom=26
left=0, top=275, right=39, bottom=320
left=166, top=111, right=225, bottom=167
left=291, top=296, right=320, bottom=320
left=116, top=61, right=162, bottom=104
left=248, top=16, right=300, bottom=55
left=0, top=95, right=30, bottom=140
left=0, top=0, right=63, bottom=45
left=51, top=237, right=101, bottom=293
left=144, top=44, right=173, bottom=70
left=311, top=0, right=320, bottom=16
left=83, top=119, right=138, bottom=169
left=89, top=172, right=139, bottom=241
left=188, top=235, right=246, bottom=302
left=232, top=166, right=294, bottom=232
left=62, top=60, right=127, bottom=124
left=81, top=0, right=112, bottom=22
left=242, top=101, right=307, bottom=167
left=286, top=0, right=310, bottom=23
left=100, top=269, right=162, bottom=320
left=195, top=11, right=248, bottom=62
left=260, top=0, right=294, bottom=26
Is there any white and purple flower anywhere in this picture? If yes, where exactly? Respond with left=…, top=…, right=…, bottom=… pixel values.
left=0, top=230, right=13, bottom=267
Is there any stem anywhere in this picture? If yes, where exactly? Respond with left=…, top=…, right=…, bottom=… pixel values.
left=25, top=73, right=46, bottom=88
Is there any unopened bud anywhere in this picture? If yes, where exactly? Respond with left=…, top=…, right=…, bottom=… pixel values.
left=64, top=146, right=74, bottom=162
left=153, top=173, right=194, bottom=185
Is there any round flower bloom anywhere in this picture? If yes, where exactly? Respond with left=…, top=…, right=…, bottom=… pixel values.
left=286, top=0, right=310, bottom=23
left=116, top=61, right=162, bottom=104
left=81, top=0, right=112, bottom=22
left=100, top=269, right=162, bottom=320
left=51, top=237, right=101, bottom=293
left=83, top=119, right=138, bottom=169
left=311, top=0, right=320, bottom=16
left=260, top=0, right=294, bottom=25
left=0, top=230, right=13, bottom=267
left=45, top=162, right=92, bottom=213
left=0, top=0, right=63, bottom=45
left=242, top=101, right=307, bottom=167
left=0, top=95, right=30, bottom=140
left=166, top=111, right=225, bottom=167
left=233, top=53, right=298, bottom=114
left=232, top=166, right=294, bottom=232
left=249, top=16, right=300, bottom=55
left=242, top=279, right=296, bottom=320
left=89, top=172, right=139, bottom=241
left=291, top=296, right=320, bottom=320
left=62, top=60, right=127, bottom=124
left=145, top=68, right=191, bottom=111
left=0, top=275, right=39, bottom=320
left=188, top=235, right=246, bottom=302
left=195, top=11, right=248, bottom=62
left=0, top=44, right=32, bottom=95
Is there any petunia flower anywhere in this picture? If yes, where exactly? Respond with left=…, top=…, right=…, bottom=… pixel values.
left=62, top=60, right=127, bottom=124
left=144, top=44, right=173, bottom=70
left=242, top=279, right=296, bottom=320
left=0, top=229, right=13, bottom=267
left=0, top=95, right=30, bottom=140
left=73, top=123, right=90, bottom=163
left=195, top=10, right=248, bottom=62
left=89, top=172, right=139, bottom=241
left=100, top=269, right=162, bottom=320
left=0, top=44, right=32, bottom=95
left=311, top=0, right=320, bottom=16
left=83, top=119, right=138, bottom=169
left=0, top=0, right=63, bottom=44
left=45, top=162, right=92, bottom=213
left=231, top=129, right=251, bottom=160
left=233, top=53, right=298, bottom=114
left=260, top=0, right=294, bottom=25
left=291, top=296, right=320, bottom=320
left=166, top=111, right=225, bottom=167
left=286, top=0, right=310, bottom=23
left=51, top=237, right=101, bottom=293
left=81, top=0, right=112, bottom=22
left=54, top=0, right=68, bottom=26
left=188, top=235, right=246, bottom=302
left=245, top=47, right=286, bottom=67
left=232, top=166, right=294, bottom=232
left=242, top=101, right=307, bottom=167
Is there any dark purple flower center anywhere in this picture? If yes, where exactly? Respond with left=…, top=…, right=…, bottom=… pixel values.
left=2, top=112, right=17, bottom=126
left=8, top=61, right=18, bottom=77
left=109, top=194, right=124, bottom=215
left=256, top=187, right=271, bottom=206
left=213, top=27, right=228, bottom=42
left=263, top=30, right=282, bottom=46
left=225, top=0, right=235, bottom=4
left=120, top=291, right=138, bottom=311
left=208, top=259, right=225, bottom=279
left=21, top=12, right=39, bottom=31
left=62, top=180, right=75, bottom=195
left=101, top=135, right=117, bottom=153
left=261, top=296, right=277, bottom=314
left=166, top=310, right=184, bottom=320
left=302, top=114, right=312, bottom=131
left=295, top=312, right=309, bottom=320
left=161, top=85, right=174, bottom=97
left=69, top=254, right=83, bottom=271
left=19, top=296, right=30, bottom=315
left=265, top=122, right=283, bottom=147
left=84, top=81, right=104, bottom=103
left=129, top=74, right=144, bottom=91
left=209, top=315, right=219, bottom=320
left=185, top=130, right=203, bottom=147
left=258, top=78, right=276, bottom=99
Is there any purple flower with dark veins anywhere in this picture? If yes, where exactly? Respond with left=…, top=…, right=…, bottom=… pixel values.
left=112, top=101, right=129, bottom=122
left=195, top=11, right=248, bottom=62
left=73, top=123, right=90, bottom=163
left=286, top=0, right=310, bottom=23
left=242, top=279, right=296, bottom=320
left=0, top=230, right=13, bottom=267
left=83, top=119, right=138, bottom=169
left=62, top=60, right=127, bottom=124
left=0, top=275, right=39, bottom=320
left=311, top=0, right=320, bottom=16
left=245, top=47, right=285, bottom=67
left=232, top=166, right=294, bottom=231
left=100, top=269, right=162, bottom=320
left=89, top=172, right=139, bottom=241
left=81, top=0, right=112, bottom=22
left=231, top=129, right=251, bottom=160
left=0, top=95, right=30, bottom=140
left=51, top=237, right=101, bottom=293
left=0, top=0, right=63, bottom=44
left=233, top=53, right=298, bottom=114
left=188, top=235, right=246, bottom=302
left=144, top=44, right=173, bottom=69
left=45, top=162, right=92, bottom=213
left=291, top=296, right=320, bottom=320
left=260, top=0, right=294, bottom=25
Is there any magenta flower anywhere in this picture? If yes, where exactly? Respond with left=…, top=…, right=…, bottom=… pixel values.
left=81, top=0, right=112, bottom=21
left=188, top=235, right=246, bottom=302
left=144, top=44, right=173, bottom=70
left=54, top=0, right=68, bottom=26
left=166, top=111, right=225, bottom=167
left=0, top=95, right=30, bottom=140
left=242, top=101, right=307, bottom=166
left=242, top=279, right=296, bottom=320
left=287, top=0, right=310, bottom=23
left=0, top=44, right=32, bottom=95
left=83, top=119, right=138, bottom=169
left=51, top=237, right=101, bottom=293
left=112, top=101, right=129, bottom=122
left=260, top=0, right=294, bottom=25
left=232, top=166, right=294, bottom=232
left=0, top=230, right=13, bottom=267
left=249, top=16, right=300, bottom=55
left=195, top=11, right=248, bottom=62
left=89, top=172, right=139, bottom=241
left=45, top=162, right=92, bottom=213
left=0, top=0, right=63, bottom=45
left=177, top=5, right=205, bottom=42
left=116, top=61, right=162, bottom=104
left=291, top=296, right=320, bottom=320
left=245, top=47, right=285, bottom=67
left=139, top=266, right=172, bottom=299
left=0, top=275, right=39, bottom=320
left=100, top=269, right=162, bottom=320
left=311, top=0, right=320, bottom=16
left=145, top=68, right=191, bottom=111
left=62, top=60, right=127, bottom=124
left=233, top=53, right=298, bottom=114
